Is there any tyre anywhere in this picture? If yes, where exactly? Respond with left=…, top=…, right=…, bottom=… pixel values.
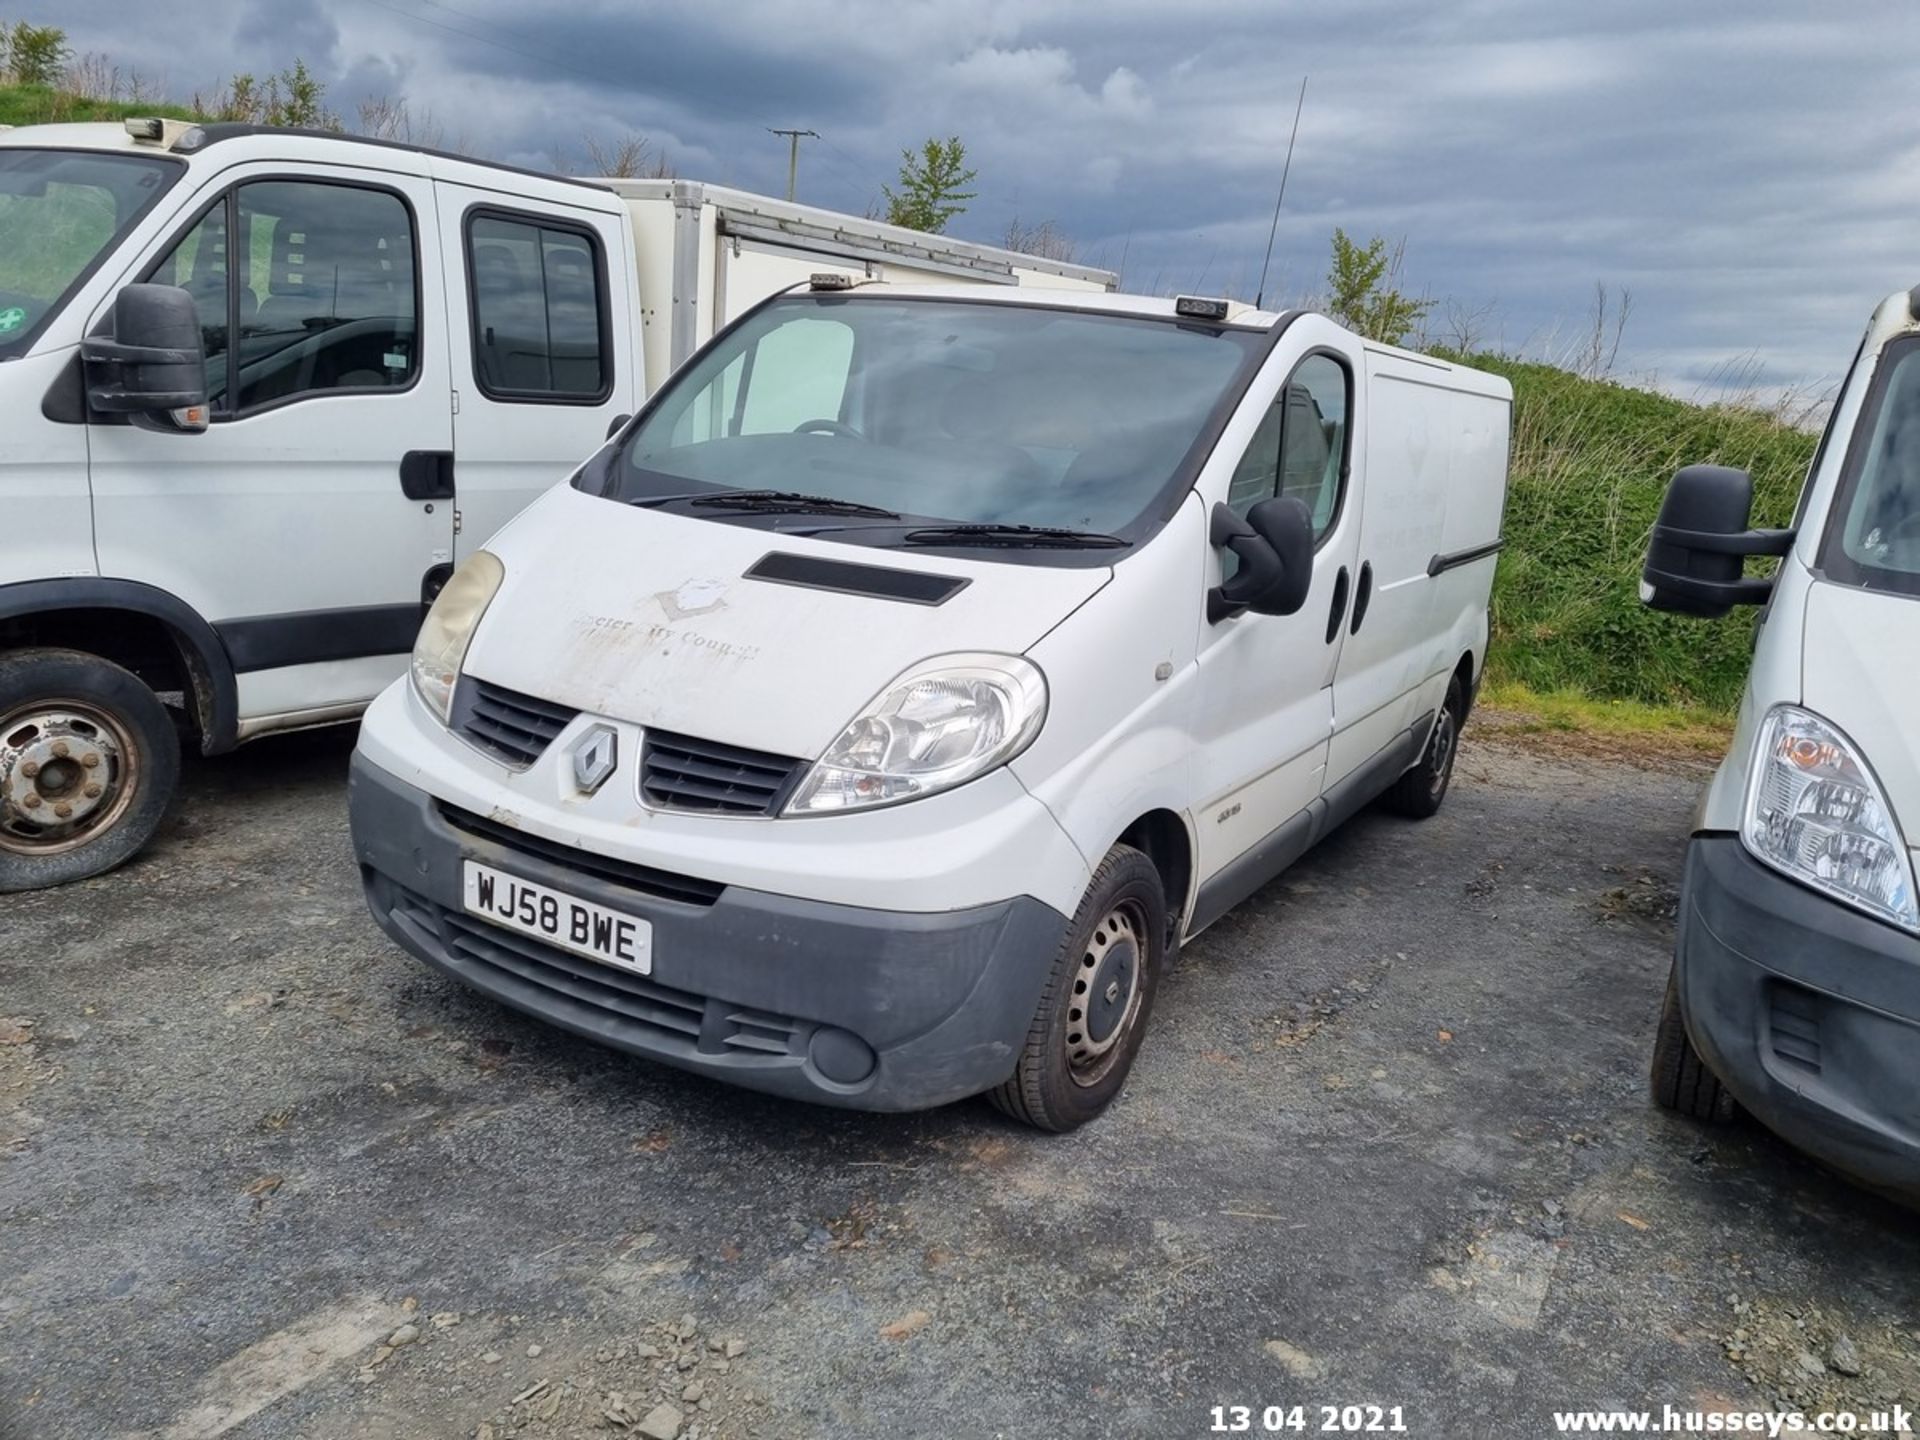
left=1650, top=964, right=1735, bottom=1123
left=0, top=648, right=181, bottom=893
left=989, top=844, right=1167, bottom=1132
left=1380, top=673, right=1465, bottom=819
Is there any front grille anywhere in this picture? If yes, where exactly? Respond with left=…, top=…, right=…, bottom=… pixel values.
left=438, top=803, right=724, bottom=907
left=1769, top=981, right=1823, bottom=1074
left=451, top=678, right=580, bottom=768
left=388, top=887, right=807, bottom=1059
left=640, top=729, right=807, bottom=815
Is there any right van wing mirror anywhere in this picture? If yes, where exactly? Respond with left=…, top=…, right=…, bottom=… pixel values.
left=81, top=283, right=209, bottom=433
left=1640, top=464, right=1794, bottom=618
left=1209, top=497, right=1315, bottom=623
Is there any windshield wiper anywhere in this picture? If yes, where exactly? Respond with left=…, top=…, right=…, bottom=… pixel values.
left=901, top=523, right=1131, bottom=550
left=633, top=488, right=900, bottom=520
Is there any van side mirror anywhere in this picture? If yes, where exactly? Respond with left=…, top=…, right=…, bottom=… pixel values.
left=1209, top=497, right=1315, bottom=623
left=1640, top=464, right=1794, bottom=618
left=81, top=283, right=209, bottom=433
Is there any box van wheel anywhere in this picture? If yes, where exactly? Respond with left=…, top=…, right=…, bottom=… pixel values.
left=988, top=844, right=1167, bottom=1132
left=0, top=649, right=181, bottom=894
left=1381, top=675, right=1465, bottom=819
left=1650, top=963, right=1735, bottom=1123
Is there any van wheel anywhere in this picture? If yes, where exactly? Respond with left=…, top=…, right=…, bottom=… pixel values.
left=1650, top=964, right=1735, bottom=1123
left=0, top=649, right=181, bottom=894
left=989, top=845, right=1167, bottom=1133
left=1381, top=675, right=1464, bottom=819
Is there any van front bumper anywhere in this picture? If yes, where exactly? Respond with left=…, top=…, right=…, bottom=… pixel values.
left=349, top=753, right=1070, bottom=1112
left=1676, top=834, right=1920, bottom=1200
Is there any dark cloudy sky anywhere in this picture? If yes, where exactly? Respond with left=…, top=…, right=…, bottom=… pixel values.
left=48, top=0, right=1920, bottom=401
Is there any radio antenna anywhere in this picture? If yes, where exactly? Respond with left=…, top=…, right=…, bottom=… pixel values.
left=1254, top=75, right=1309, bottom=311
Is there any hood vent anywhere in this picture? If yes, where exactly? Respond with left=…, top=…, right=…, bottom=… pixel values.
left=745, top=551, right=969, bottom=606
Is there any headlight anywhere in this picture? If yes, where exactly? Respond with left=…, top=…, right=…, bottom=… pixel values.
left=785, top=653, right=1047, bottom=815
left=1742, top=705, right=1918, bottom=931
left=410, top=550, right=505, bottom=725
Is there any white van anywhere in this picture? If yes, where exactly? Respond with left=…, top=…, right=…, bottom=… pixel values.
left=348, top=283, right=1511, bottom=1128
left=1642, top=287, right=1920, bottom=1200
left=0, top=120, right=1106, bottom=891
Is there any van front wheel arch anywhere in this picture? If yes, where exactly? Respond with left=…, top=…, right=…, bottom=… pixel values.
left=0, top=648, right=181, bottom=893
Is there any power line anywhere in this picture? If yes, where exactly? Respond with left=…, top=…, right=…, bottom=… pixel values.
left=766, top=127, right=817, bottom=202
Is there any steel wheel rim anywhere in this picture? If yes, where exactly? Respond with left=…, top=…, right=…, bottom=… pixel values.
left=1428, top=710, right=1456, bottom=788
left=1065, top=899, right=1149, bottom=1087
left=0, top=700, right=141, bottom=857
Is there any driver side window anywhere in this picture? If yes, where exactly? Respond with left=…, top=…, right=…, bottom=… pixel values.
left=148, top=179, right=419, bottom=417
left=1220, top=353, right=1351, bottom=573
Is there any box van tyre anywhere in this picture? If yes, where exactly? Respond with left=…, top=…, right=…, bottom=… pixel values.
left=0, top=649, right=180, bottom=893
left=1648, top=965, right=1735, bottom=1124
left=989, top=844, right=1169, bottom=1132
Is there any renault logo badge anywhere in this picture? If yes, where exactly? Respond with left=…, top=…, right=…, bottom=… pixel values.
left=570, top=725, right=618, bottom=795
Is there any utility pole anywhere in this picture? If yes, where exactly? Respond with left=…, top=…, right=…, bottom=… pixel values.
left=767, top=127, right=818, bottom=202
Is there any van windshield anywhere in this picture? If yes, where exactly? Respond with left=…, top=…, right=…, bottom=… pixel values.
left=0, top=149, right=180, bottom=356
left=1828, top=337, right=1920, bottom=597
left=602, top=296, right=1264, bottom=557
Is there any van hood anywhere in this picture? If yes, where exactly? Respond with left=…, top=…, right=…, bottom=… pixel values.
left=1801, top=582, right=1920, bottom=847
left=464, top=486, right=1111, bottom=759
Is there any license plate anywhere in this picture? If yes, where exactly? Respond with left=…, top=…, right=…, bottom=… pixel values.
left=462, top=861, right=653, bottom=976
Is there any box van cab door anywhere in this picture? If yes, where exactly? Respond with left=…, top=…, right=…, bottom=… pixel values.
left=434, top=182, right=635, bottom=555
left=85, top=162, right=453, bottom=728
left=1190, top=323, right=1362, bottom=889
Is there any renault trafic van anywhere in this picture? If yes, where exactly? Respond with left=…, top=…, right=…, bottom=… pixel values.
left=1643, top=287, right=1920, bottom=1200
left=349, top=283, right=1512, bottom=1129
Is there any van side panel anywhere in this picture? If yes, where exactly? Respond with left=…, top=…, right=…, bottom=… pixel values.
left=1327, top=356, right=1510, bottom=784
left=4, top=349, right=95, bottom=585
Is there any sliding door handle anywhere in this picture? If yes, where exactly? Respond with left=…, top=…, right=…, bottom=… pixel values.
left=1351, top=561, right=1374, bottom=634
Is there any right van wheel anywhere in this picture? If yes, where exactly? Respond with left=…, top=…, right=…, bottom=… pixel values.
left=989, top=844, right=1167, bottom=1133
left=1380, top=675, right=1465, bottom=819
left=1650, top=964, right=1736, bottom=1123
left=0, top=648, right=181, bottom=894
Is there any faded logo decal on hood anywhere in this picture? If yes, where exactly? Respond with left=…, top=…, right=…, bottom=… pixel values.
left=654, top=578, right=729, bottom=620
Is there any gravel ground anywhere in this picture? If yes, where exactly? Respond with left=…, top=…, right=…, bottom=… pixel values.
left=3, top=724, right=1917, bottom=1440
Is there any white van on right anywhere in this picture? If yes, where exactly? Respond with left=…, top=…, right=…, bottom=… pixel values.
left=1641, top=286, right=1920, bottom=1203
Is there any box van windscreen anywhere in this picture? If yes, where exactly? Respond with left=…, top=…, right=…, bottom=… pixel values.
left=599, top=297, right=1265, bottom=549
left=1826, top=336, right=1920, bottom=598
left=0, top=149, right=180, bottom=354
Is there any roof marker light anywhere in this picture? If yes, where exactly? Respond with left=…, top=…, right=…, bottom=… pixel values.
left=1174, top=295, right=1231, bottom=321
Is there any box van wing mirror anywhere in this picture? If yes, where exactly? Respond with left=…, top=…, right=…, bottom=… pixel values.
left=1640, top=464, right=1794, bottom=618
left=81, top=283, right=209, bottom=433
left=1208, top=497, right=1315, bottom=623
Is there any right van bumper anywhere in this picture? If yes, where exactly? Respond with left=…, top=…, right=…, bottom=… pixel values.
left=1675, top=834, right=1920, bottom=1201
left=350, top=752, right=1072, bottom=1112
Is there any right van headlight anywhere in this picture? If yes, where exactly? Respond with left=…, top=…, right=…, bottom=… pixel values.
left=784, top=653, right=1047, bottom=815
left=1742, top=704, right=1919, bottom=931
left=410, top=551, right=505, bottom=725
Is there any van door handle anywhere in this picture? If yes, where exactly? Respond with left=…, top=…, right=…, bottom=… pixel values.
left=1350, top=561, right=1374, bottom=634
left=400, top=450, right=456, bottom=501
left=1325, top=565, right=1350, bottom=644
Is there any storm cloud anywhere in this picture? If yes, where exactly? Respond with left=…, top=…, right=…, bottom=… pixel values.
left=48, top=0, right=1920, bottom=398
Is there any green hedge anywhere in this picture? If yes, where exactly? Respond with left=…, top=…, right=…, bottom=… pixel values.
left=1456, top=354, right=1816, bottom=713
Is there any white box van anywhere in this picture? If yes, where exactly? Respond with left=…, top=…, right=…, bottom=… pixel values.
left=1642, top=287, right=1920, bottom=1200
left=348, top=282, right=1511, bottom=1128
left=0, top=120, right=1107, bottom=891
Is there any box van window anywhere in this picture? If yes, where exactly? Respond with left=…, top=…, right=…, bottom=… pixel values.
left=0, top=149, right=179, bottom=355
left=1827, top=336, right=1920, bottom=597
left=152, top=180, right=418, bottom=415
left=468, top=212, right=610, bottom=400
left=613, top=296, right=1264, bottom=547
